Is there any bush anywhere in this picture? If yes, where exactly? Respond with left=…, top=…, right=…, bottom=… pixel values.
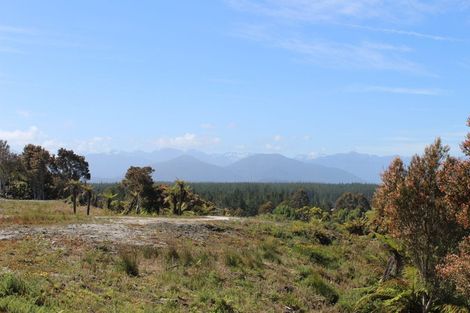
left=224, top=250, right=243, bottom=268
left=303, top=273, right=339, bottom=304
left=180, top=247, right=193, bottom=267
left=258, top=201, right=274, bottom=215
left=296, top=244, right=336, bottom=267
left=212, top=298, right=237, bottom=313
left=260, top=239, right=281, bottom=263
left=344, top=218, right=369, bottom=235
left=0, top=273, right=27, bottom=296
left=118, top=249, right=139, bottom=276
left=142, top=245, right=159, bottom=259
left=165, top=246, right=180, bottom=266
left=272, top=203, right=296, bottom=219
left=0, top=296, right=44, bottom=313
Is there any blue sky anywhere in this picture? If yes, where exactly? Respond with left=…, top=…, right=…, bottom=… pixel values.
left=0, top=1, right=469, bottom=157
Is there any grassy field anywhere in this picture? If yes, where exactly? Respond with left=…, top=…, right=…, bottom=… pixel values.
left=0, top=199, right=110, bottom=225
left=0, top=200, right=388, bottom=312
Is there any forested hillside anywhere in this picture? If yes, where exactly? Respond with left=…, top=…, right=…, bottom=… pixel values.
left=190, top=183, right=376, bottom=216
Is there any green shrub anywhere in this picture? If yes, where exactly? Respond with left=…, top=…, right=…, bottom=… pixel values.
left=295, top=245, right=336, bottom=267
left=180, top=247, right=193, bottom=267
left=224, top=250, right=242, bottom=268
left=303, top=273, right=339, bottom=304
left=272, top=204, right=296, bottom=219
left=165, top=246, right=180, bottom=266
left=211, top=298, right=237, bottom=313
left=260, top=239, right=281, bottom=263
left=0, top=273, right=27, bottom=296
left=142, top=245, right=159, bottom=259
left=240, top=249, right=263, bottom=269
left=0, top=296, right=46, bottom=313
left=118, top=250, right=139, bottom=276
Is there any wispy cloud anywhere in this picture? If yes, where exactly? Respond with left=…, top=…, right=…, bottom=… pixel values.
left=201, top=123, right=215, bottom=129
left=0, top=24, right=109, bottom=56
left=0, top=46, right=24, bottom=54
left=0, top=25, right=35, bottom=35
left=153, top=133, right=221, bottom=150
left=458, top=58, right=470, bottom=69
left=16, top=110, right=32, bottom=118
left=227, top=0, right=468, bottom=23
left=227, top=0, right=466, bottom=75
left=234, top=24, right=427, bottom=73
left=343, top=23, right=462, bottom=42
left=347, top=85, right=446, bottom=95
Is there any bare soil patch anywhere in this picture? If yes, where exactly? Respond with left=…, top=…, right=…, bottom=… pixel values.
left=0, top=216, right=236, bottom=246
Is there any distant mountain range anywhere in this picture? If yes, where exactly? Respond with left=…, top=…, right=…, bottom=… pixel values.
left=87, top=149, right=409, bottom=183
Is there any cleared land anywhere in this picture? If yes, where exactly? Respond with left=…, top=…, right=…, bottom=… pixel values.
left=0, top=200, right=387, bottom=313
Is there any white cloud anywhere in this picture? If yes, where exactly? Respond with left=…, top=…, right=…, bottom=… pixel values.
left=16, top=110, right=32, bottom=118
left=0, top=126, right=40, bottom=147
left=0, top=126, right=115, bottom=154
left=273, top=135, right=283, bottom=142
left=265, top=143, right=281, bottom=151
left=348, top=85, right=446, bottom=95
left=200, top=123, right=215, bottom=129
left=154, top=133, right=221, bottom=150
left=305, top=151, right=319, bottom=159
left=76, top=137, right=113, bottom=154
left=41, top=139, right=65, bottom=152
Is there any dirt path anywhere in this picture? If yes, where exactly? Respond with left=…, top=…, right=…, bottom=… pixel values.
left=0, top=216, right=237, bottom=246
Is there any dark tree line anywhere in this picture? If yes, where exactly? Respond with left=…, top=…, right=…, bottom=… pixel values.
left=187, top=182, right=376, bottom=216
left=0, top=141, right=90, bottom=201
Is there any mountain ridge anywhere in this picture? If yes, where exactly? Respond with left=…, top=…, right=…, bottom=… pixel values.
left=86, top=149, right=408, bottom=183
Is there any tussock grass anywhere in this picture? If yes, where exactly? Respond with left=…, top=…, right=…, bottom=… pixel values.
left=0, top=273, right=28, bottom=296
left=141, top=245, right=159, bottom=259
left=165, top=246, right=180, bottom=266
left=118, top=249, right=140, bottom=277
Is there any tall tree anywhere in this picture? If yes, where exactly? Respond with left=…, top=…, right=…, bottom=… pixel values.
left=289, top=188, right=310, bottom=209
left=333, top=192, right=370, bottom=222
left=374, top=139, right=466, bottom=312
left=21, top=144, right=52, bottom=200
left=436, top=117, right=470, bottom=301
left=51, top=148, right=90, bottom=181
left=122, top=166, right=156, bottom=214
left=51, top=148, right=90, bottom=197
left=0, top=140, right=16, bottom=196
